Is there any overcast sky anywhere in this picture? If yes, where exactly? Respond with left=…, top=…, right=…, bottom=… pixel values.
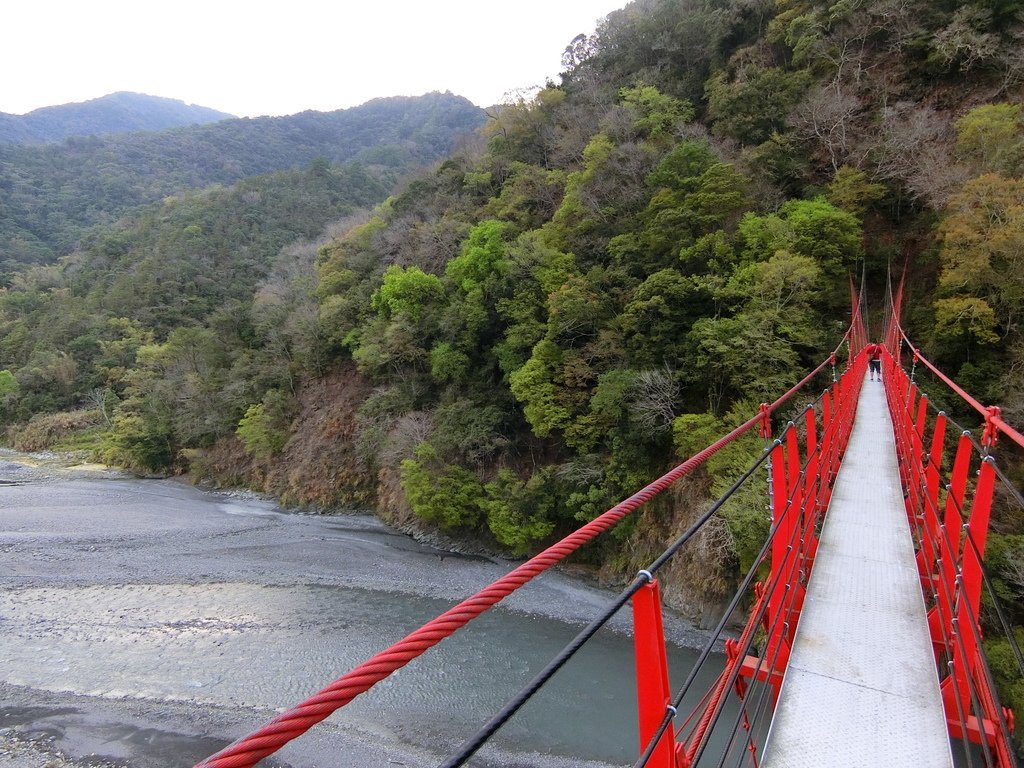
left=2, top=0, right=626, bottom=117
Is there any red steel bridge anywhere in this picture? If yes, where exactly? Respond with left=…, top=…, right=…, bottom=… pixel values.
left=194, top=281, right=1023, bottom=768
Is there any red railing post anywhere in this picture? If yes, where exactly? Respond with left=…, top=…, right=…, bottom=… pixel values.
left=766, top=438, right=792, bottom=677
left=943, top=458, right=1001, bottom=749
left=802, top=406, right=820, bottom=566
left=785, top=424, right=807, bottom=627
left=930, top=433, right=973, bottom=655
left=632, top=579, right=678, bottom=768
left=918, top=411, right=946, bottom=600
left=960, top=458, right=995, bottom=656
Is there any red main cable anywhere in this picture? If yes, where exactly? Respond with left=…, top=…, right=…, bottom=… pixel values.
left=888, top=315, right=1024, bottom=451
left=195, top=347, right=841, bottom=768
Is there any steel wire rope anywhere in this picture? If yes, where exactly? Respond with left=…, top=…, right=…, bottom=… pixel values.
left=897, top=433, right=980, bottom=768
left=711, top=399, right=847, bottom=768
left=195, top=412, right=769, bottom=768
left=965, top=528, right=1024, bottom=681
left=887, top=370, right=985, bottom=765
left=889, top=378, right=1012, bottom=767
left=718, top=506, right=823, bottom=768
left=687, top=370, right=868, bottom=767
left=888, top=313, right=1024, bottom=450
left=633, top=475, right=798, bottom=768
left=195, top=343, right=852, bottom=768
left=710, top=559, right=797, bottom=768
left=434, top=360, right=845, bottom=768
left=897, top=374, right=1024, bottom=681
left=635, top=383, right=864, bottom=768
left=685, top=419, right=842, bottom=768
left=884, top=297, right=1015, bottom=764
left=917, top=454, right=1019, bottom=766
left=921, top=411, right=1024, bottom=682
left=930, top=400, right=1024, bottom=515
left=436, top=441, right=779, bottom=768
left=959, top=524, right=1023, bottom=768
left=716, top=665, right=769, bottom=768
left=632, top=424, right=811, bottom=767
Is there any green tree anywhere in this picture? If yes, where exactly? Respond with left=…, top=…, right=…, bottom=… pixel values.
left=371, top=266, right=446, bottom=322
left=955, top=103, right=1024, bottom=176
left=619, top=85, right=694, bottom=142
left=236, top=389, right=291, bottom=461
left=400, top=443, right=484, bottom=529
left=0, top=369, right=19, bottom=398
left=445, top=220, right=509, bottom=292
left=509, top=340, right=572, bottom=437
left=705, top=66, right=812, bottom=145
left=826, top=166, right=886, bottom=217
left=482, top=469, right=556, bottom=554
left=938, top=174, right=1024, bottom=336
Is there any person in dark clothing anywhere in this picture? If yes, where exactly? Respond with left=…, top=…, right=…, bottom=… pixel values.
left=869, top=343, right=882, bottom=381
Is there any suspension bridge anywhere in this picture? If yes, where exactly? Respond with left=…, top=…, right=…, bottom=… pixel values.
left=192, top=282, right=1023, bottom=768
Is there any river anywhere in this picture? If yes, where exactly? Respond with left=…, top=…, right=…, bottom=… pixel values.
left=0, top=455, right=725, bottom=768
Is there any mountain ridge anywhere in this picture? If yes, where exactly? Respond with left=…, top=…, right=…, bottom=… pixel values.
left=0, top=91, right=234, bottom=145
left=0, top=91, right=486, bottom=266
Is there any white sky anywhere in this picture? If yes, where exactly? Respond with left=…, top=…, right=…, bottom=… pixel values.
left=1, top=0, right=626, bottom=117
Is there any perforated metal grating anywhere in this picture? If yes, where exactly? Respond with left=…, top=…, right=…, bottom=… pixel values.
left=761, top=375, right=953, bottom=768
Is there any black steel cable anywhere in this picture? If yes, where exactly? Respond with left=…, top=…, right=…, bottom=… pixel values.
left=905, top=470, right=977, bottom=768
left=965, top=530, right=1024, bottom=680
left=438, top=442, right=778, bottom=768
left=897, top=408, right=1014, bottom=767
left=437, top=574, right=645, bottom=768
left=893, top=392, right=986, bottom=766
left=636, top=416, right=831, bottom=768
left=899, top=399, right=1024, bottom=683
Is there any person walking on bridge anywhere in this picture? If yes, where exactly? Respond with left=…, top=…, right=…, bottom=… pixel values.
left=868, top=343, right=882, bottom=381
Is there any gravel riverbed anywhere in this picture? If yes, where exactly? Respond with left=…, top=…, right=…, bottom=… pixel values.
left=1, top=452, right=712, bottom=767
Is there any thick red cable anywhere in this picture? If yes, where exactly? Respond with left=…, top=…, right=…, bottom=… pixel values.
left=195, top=349, right=841, bottom=768
left=891, top=323, right=1024, bottom=451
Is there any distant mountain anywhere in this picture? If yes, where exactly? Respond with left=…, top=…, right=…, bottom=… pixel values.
left=0, top=92, right=234, bottom=145
left=0, top=92, right=486, bottom=267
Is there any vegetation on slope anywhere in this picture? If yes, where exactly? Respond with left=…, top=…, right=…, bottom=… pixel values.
left=0, top=92, right=484, bottom=268
left=1, top=0, right=1023, bottom=709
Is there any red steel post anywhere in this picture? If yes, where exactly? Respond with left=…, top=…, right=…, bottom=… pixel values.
left=632, top=579, right=678, bottom=768
left=785, top=425, right=806, bottom=629
left=766, top=439, right=791, bottom=673
left=802, top=406, right=820, bottom=566
left=960, top=458, right=995, bottom=653
left=930, top=433, right=973, bottom=654
left=918, top=412, right=946, bottom=596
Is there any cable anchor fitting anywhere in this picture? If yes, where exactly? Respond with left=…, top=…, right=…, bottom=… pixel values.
left=982, top=405, right=1001, bottom=451
left=758, top=403, right=772, bottom=441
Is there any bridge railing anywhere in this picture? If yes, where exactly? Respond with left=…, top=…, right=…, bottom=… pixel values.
left=883, top=330, right=1021, bottom=768
left=627, top=344, right=868, bottom=768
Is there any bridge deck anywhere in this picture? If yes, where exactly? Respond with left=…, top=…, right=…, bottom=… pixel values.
left=760, top=374, right=953, bottom=767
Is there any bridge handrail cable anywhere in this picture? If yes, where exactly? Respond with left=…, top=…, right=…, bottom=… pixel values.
left=441, top=436, right=781, bottom=768
left=912, top=396, right=1024, bottom=685
left=881, top=334, right=1020, bottom=767
left=195, top=335, right=853, bottom=768
left=888, top=305, right=1024, bottom=450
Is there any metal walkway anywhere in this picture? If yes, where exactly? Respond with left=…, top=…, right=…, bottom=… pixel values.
left=761, top=374, right=954, bottom=767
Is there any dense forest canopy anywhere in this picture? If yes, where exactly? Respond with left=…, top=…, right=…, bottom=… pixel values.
left=2, top=0, right=1024, bottom=721
left=0, top=92, right=484, bottom=268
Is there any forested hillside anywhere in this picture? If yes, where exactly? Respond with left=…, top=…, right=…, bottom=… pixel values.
left=0, top=92, right=233, bottom=145
left=2, top=0, right=1023, bottom=710
left=0, top=92, right=484, bottom=268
